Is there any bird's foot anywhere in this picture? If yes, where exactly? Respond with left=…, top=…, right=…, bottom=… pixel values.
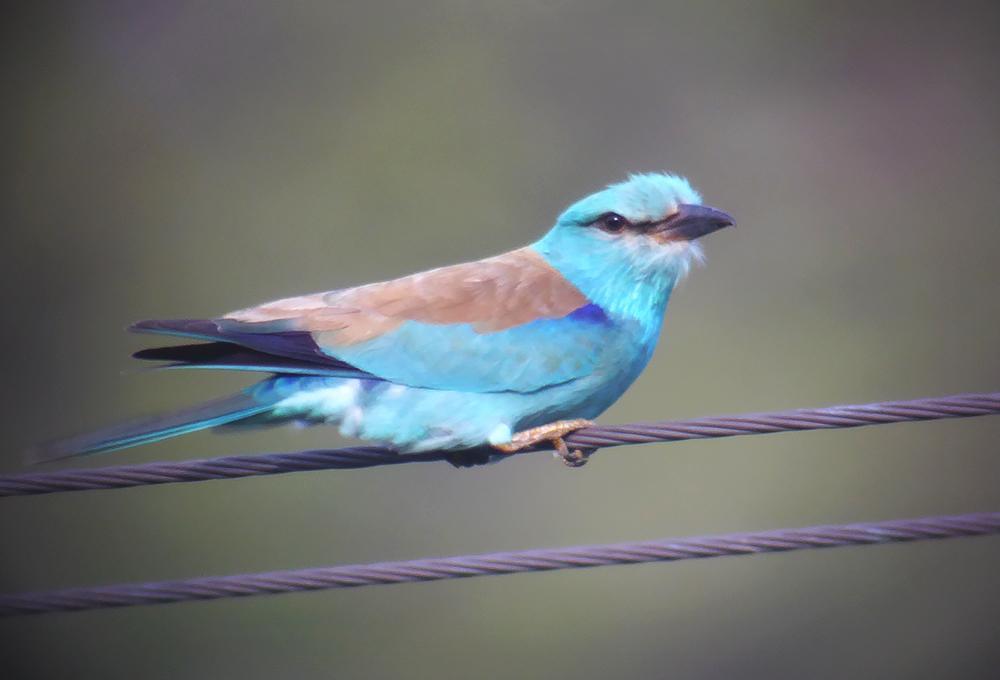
left=493, top=419, right=595, bottom=467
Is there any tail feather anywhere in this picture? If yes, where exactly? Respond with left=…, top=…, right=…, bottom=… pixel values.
left=29, top=393, right=275, bottom=463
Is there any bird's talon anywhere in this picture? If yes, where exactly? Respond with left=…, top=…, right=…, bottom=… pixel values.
left=560, top=447, right=590, bottom=468
left=492, top=419, right=595, bottom=467
left=549, top=436, right=588, bottom=467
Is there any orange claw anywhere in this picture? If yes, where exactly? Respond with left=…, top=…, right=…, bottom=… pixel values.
left=492, top=419, right=595, bottom=467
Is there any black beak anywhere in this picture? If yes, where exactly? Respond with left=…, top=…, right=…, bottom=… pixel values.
left=653, top=204, right=734, bottom=241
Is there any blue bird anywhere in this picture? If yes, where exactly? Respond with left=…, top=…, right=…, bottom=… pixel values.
left=38, top=173, right=732, bottom=466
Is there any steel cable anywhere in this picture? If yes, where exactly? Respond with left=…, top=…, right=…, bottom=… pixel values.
left=2, top=392, right=998, bottom=497
left=2, top=511, right=997, bottom=616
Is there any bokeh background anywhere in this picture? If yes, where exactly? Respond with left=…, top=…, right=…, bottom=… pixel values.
left=3, top=2, right=1000, bottom=678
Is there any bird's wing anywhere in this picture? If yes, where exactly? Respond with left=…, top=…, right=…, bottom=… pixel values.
left=133, top=249, right=620, bottom=393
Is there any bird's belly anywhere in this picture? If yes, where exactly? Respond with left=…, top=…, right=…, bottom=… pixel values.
left=260, top=368, right=640, bottom=453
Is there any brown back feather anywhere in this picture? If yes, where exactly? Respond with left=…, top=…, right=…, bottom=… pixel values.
left=225, top=249, right=587, bottom=346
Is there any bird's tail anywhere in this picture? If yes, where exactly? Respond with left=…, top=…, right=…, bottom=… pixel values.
left=28, top=392, right=277, bottom=463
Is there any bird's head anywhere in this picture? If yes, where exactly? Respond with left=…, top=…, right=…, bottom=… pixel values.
left=538, top=173, right=733, bottom=280
left=533, top=173, right=733, bottom=320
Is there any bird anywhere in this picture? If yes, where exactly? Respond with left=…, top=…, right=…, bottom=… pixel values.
left=36, top=173, right=733, bottom=467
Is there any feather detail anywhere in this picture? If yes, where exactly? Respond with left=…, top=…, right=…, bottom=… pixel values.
left=225, top=248, right=589, bottom=345
left=130, top=319, right=360, bottom=371
left=28, top=393, right=276, bottom=462
left=133, top=341, right=375, bottom=378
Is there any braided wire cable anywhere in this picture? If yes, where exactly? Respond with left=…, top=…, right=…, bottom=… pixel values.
left=2, top=511, right=997, bottom=617
left=2, top=392, right=998, bottom=497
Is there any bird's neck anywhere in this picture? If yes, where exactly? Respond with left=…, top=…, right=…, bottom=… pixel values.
left=531, top=231, right=681, bottom=340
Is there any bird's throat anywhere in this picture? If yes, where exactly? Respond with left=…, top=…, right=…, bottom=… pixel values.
left=530, top=237, right=678, bottom=337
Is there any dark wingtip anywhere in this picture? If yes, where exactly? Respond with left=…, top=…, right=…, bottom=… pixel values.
left=129, top=319, right=220, bottom=335
left=133, top=342, right=236, bottom=362
left=129, top=319, right=157, bottom=332
left=129, top=318, right=369, bottom=376
left=129, top=319, right=171, bottom=333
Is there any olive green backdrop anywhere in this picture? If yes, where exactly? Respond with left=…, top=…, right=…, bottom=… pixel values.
left=3, top=2, right=999, bottom=678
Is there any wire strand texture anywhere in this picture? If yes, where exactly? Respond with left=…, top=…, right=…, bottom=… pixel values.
left=2, top=392, right=998, bottom=497
left=2, top=511, right=997, bottom=617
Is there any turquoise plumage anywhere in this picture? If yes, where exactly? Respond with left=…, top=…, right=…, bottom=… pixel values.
left=36, top=173, right=732, bottom=463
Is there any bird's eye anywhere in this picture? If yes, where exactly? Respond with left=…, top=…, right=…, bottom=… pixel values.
left=596, top=213, right=629, bottom=233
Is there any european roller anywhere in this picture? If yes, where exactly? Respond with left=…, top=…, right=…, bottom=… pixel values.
left=38, top=173, right=732, bottom=466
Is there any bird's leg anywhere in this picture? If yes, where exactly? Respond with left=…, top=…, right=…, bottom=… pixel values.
left=550, top=435, right=592, bottom=468
left=493, top=419, right=595, bottom=467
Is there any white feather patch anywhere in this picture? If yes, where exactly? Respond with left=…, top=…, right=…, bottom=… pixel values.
left=273, top=380, right=361, bottom=421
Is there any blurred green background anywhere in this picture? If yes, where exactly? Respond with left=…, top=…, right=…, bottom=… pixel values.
left=3, top=2, right=1000, bottom=678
